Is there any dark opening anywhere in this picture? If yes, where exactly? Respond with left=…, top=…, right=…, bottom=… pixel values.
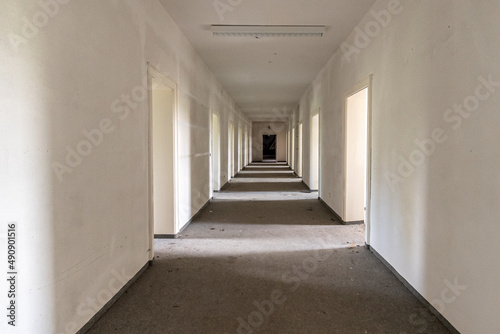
left=262, top=135, right=277, bottom=161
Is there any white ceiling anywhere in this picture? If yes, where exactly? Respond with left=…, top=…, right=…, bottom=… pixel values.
left=159, top=0, right=376, bottom=121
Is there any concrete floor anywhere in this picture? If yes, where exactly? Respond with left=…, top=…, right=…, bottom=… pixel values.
left=87, top=163, right=451, bottom=334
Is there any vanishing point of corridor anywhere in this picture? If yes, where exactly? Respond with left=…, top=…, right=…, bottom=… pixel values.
left=88, top=164, right=450, bottom=334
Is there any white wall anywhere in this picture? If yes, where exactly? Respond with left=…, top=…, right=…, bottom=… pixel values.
left=251, top=122, right=288, bottom=162
left=0, top=1, right=248, bottom=333
left=299, top=1, right=500, bottom=333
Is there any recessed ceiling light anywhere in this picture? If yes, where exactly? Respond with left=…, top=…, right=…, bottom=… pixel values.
left=211, top=25, right=325, bottom=37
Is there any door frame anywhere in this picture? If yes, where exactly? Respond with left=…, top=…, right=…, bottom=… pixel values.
left=228, top=121, right=234, bottom=177
left=147, top=63, right=179, bottom=260
left=291, top=126, right=295, bottom=170
left=310, top=108, right=321, bottom=192
left=297, top=122, right=303, bottom=177
left=343, top=75, right=373, bottom=245
left=210, top=110, right=221, bottom=195
left=262, top=134, right=277, bottom=161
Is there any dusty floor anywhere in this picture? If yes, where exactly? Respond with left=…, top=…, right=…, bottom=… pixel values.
left=87, top=163, right=451, bottom=334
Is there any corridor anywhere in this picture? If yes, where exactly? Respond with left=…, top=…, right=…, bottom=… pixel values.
left=4, top=2, right=498, bottom=332
left=87, top=164, right=450, bottom=334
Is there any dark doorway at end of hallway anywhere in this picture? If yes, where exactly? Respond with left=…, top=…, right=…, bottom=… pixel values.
left=263, top=135, right=276, bottom=161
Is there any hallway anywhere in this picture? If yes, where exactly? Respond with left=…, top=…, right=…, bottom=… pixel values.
left=4, top=2, right=500, bottom=332
left=87, top=164, right=450, bottom=334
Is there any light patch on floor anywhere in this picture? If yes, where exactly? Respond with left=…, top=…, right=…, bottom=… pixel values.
left=86, top=163, right=451, bottom=334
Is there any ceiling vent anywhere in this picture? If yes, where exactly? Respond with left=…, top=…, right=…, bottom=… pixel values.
left=211, top=25, right=325, bottom=38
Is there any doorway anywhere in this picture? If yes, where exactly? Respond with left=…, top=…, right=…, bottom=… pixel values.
left=229, top=122, right=234, bottom=178
left=262, top=135, right=277, bottom=161
left=211, top=112, right=220, bottom=194
left=297, top=123, right=303, bottom=177
left=244, top=127, right=248, bottom=166
left=148, top=64, right=178, bottom=248
left=238, top=125, right=242, bottom=171
left=291, top=127, right=295, bottom=170
left=310, top=111, right=320, bottom=191
left=344, top=77, right=371, bottom=237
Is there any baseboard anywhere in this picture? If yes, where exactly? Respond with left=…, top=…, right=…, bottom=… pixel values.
left=301, top=181, right=319, bottom=193
left=154, top=234, right=177, bottom=239
left=78, top=262, right=149, bottom=334
left=300, top=181, right=311, bottom=192
left=344, top=220, right=364, bottom=225
left=154, top=198, right=212, bottom=239
left=214, top=183, right=226, bottom=193
left=318, top=197, right=344, bottom=223
left=369, top=246, right=461, bottom=334
left=318, top=197, right=364, bottom=225
left=219, top=181, right=230, bottom=191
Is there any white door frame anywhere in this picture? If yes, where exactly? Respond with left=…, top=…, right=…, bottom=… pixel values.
left=147, top=63, right=179, bottom=260
left=297, top=122, right=303, bottom=177
left=210, top=111, right=221, bottom=195
left=343, top=75, right=373, bottom=245
left=310, top=108, right=321, bottom=192
left=229, top=121, right=234, bottom=177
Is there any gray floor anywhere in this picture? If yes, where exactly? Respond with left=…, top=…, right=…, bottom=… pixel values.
left=87, top=163, right=451, bottom=334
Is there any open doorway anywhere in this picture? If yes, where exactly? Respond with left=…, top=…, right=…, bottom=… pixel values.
left=262, top=135, right=277, bottom=161
left=297, top=123, right=303, bottom=177
left=229, top=121, right=234, bottom=178
left=291, top=127, right=295, bottom=170
left=238, top=125, right=242, bottom=171
left=310, top=111, right=320, bottom=191
left=344, top=76, right=372, bottom=244
left=244, top=127, right=248, bottom=166
left=148, top=64, right=178, bottom=247
left=211, top=112, right=220, bottom=194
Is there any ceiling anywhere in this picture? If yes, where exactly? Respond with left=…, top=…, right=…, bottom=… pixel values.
left=159, top=0, right=376, bottom=121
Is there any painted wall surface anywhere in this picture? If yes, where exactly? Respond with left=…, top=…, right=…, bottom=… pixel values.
left=0, top=1, right=248, bottom=333
left=251, top=122, right=288, bottom=162
left=298, top=1, right=500, bottom=333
